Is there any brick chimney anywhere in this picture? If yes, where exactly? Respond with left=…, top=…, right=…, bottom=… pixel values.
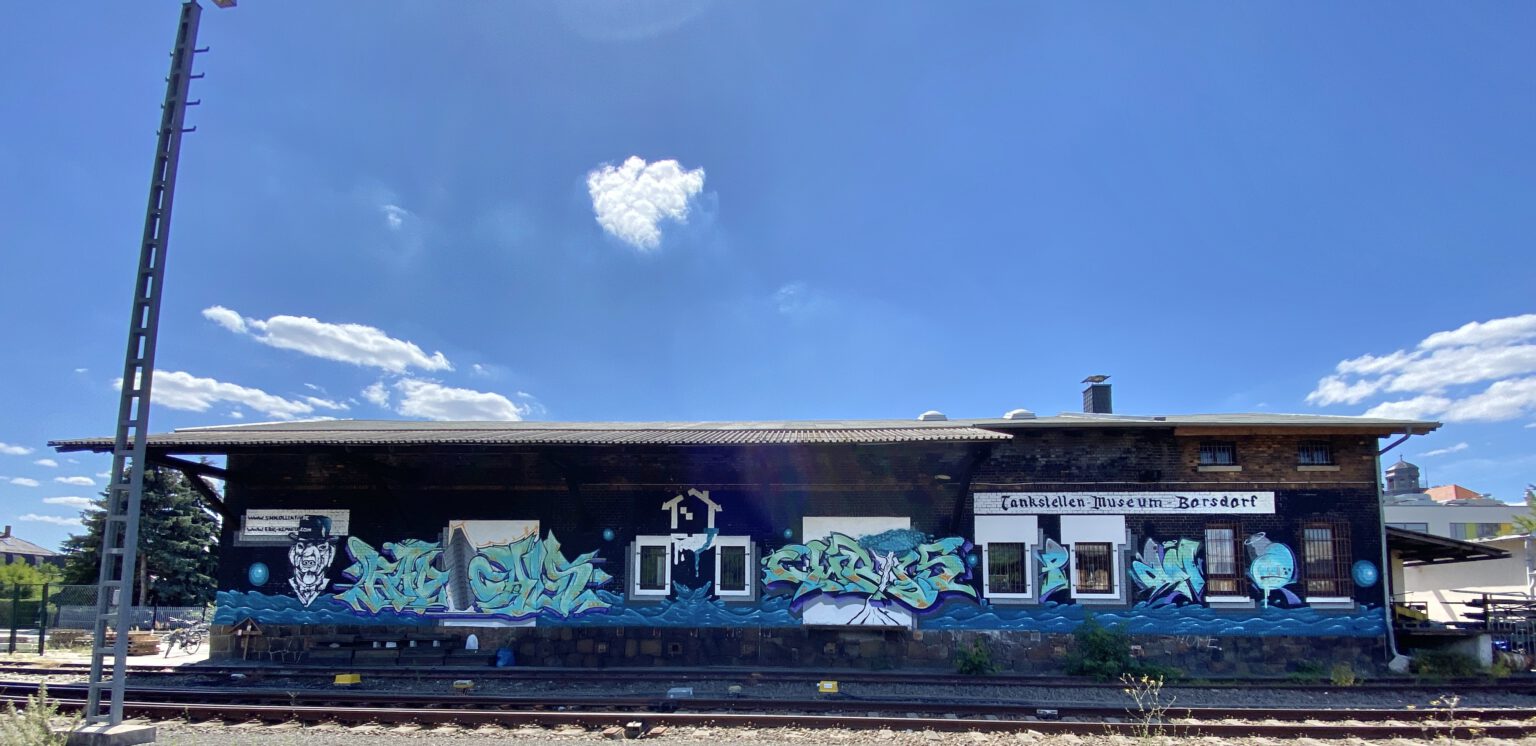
left=1, top=525, right=10, bottom=538
left=1082, top=376, right=1112, bottom=414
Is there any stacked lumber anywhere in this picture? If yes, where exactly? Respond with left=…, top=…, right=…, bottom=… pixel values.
left=103, top=630, right=159, bottom=655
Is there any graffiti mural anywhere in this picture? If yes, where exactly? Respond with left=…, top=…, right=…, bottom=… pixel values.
left=1244, top=532, right=1300, bottom=607
left=337, top=537, right=450, bottom=614
left=287, top=515, right=337, bottom=607
left=762, top=529, right=975, bottom=622
left=1130, top=538, right=1204, bottom=606
left=1037, top=539, right=1069, bottom=600
left=333, top=531, right=612, bottom=621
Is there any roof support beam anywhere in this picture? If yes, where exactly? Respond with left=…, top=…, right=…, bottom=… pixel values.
left=147, top=454, right=231, bottom=520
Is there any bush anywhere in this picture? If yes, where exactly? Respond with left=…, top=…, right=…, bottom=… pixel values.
left=1066, top=614, right=1134, bottom=680
left=1063, top=614, right=1180, bottom=681
left=954, top=639, right=998, bottom=675
left=0, top=684, right=79, bottom=745
left=1411, top=649, right=1482, bottom=679
left=1329, top=662, right=1359, bottom=687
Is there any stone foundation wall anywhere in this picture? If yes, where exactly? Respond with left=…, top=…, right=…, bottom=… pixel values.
left=211, top=624, right=1387, bottom=677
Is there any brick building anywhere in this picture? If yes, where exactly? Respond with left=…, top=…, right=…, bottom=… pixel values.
left=52, top=401, right=1436, bottom=675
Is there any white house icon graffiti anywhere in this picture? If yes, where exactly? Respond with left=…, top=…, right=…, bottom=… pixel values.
left=662, top=489, right=722, bottom=568
left=662, top=488, right=721, bottom=531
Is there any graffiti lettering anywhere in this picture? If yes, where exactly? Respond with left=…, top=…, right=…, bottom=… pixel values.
left=1037, top=539, right=1069, bottom=600
left=762, top=531, right=975, bottom=616
left=1130, top=538, right=1204, bottom=605
left=337, top=537, right=450, bottom=614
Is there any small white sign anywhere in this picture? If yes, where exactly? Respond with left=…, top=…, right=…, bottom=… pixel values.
left=973, top=492, right=1275, bottom=516
left=241, top=509, right=350, bottom=540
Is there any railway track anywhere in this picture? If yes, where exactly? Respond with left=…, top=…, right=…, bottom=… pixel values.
left=4, top=661, right=1536, bottom=693
left=4, top=681, right=1535, bottom=739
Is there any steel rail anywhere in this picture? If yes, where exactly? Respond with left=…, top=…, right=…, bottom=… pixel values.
left=4, top=695, right=1533, bottom=739
left=4, top=662, right=1536, bottom=692
left=3, top=681, right=1534, bottom=725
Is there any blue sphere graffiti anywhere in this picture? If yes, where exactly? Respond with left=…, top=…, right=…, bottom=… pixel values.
left=966, top=553, right=980, bottom=568
left=602, top=528, right=615, bottom=542
left=782, top=528, right=794, bottom=539
left=1352, top=560, right=1379, bottom=588
left=247, top=562, right=270, bottom=587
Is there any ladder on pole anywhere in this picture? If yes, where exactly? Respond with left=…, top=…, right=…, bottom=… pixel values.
left=86, top=0, right=204, bottom=726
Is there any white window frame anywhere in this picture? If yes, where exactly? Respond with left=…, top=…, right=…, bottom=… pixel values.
left=632, top=536, right=672, bottom=597
left=1062, top=515, right=1125, bottom=601
left=976, top=514, right=1037, bottom=602
left=712, top=535, right=753, bottom=597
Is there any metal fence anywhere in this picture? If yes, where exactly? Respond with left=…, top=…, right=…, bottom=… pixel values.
left=0, top=583, right=209, bottom=655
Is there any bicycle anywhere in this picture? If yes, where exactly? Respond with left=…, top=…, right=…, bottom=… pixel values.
left=163, top=621, right=208, bottom=657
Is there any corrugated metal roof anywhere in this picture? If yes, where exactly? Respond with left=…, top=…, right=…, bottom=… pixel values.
left=0, top=533, right=57, bottom=557
left=48, top=412, right=1437, bottom=453
left=50, top=419, right=1014, bottom=451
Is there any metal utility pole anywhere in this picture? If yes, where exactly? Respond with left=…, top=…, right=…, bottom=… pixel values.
left=86, top=0, right=208, bottom=728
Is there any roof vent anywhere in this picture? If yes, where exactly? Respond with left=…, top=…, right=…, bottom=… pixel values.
left=1003, top=408, right=1036, bottom=420
left=918, top=410, right=948, bottom=422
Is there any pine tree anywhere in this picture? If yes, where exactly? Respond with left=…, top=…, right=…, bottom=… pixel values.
left=59, top=467, right=220, bottom=606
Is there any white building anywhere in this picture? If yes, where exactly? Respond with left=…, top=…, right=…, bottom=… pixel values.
left=1381, top=459, right=1523, bottom=540
left=1400, top=533, right=1535, bottom=623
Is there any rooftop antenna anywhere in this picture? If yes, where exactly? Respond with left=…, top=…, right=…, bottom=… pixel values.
left=83, top=1, right=230, bottom=737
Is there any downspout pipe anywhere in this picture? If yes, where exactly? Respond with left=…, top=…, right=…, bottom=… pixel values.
left=1376, top=428, right=1420, bottom=667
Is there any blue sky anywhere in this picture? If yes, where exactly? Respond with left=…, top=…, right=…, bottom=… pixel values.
left=2, top=2, right=1533, bottom=550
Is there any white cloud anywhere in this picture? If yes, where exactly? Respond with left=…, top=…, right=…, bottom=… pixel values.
left=773, top=281, right=830, bottom=317
left=1419, top=442, right=1470, bottom=458
left=361, top=381, right=390, bottom=408
left=18, top=513, right=83, bottom=528
left=95, top=470, right=112, bottom=479
left=202, top=306, right=452, bottom=373
left=382, top=204, right=411, bottom=231
left=123, top=370, right=332, bottom=420
left=586, top=156, right=705, bottom=251
left=227, top=410, right=245, bottom=419
left=0, top=442, right=33, bottom=456
left=1309, top=313, right=1536, bottom=423
left=44, top=496, right=98, bottom=510
left=55, top=476, right=95, bottom=487
left=7, top=478, right=39, bottom=487
left=394, top=379, right=528, bottom=421
left=201, top=305, right=246, bottom=334
left=33, top=458, right=57, bottom=468
left=74, top=367, right=88, bottom=374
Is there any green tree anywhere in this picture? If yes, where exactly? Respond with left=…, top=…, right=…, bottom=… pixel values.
left=59, top=467, right=220, bottom=606
left=1514, top=484, right=1536, bottom=535
left=0, top=561, right=62, bottom=594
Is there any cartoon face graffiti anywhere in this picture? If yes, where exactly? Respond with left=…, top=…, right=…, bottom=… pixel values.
left=287, top=515, right=338, bottom=607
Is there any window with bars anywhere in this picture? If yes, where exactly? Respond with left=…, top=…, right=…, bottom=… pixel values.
left=1074, top=542, right=1115, bottom=594
left=717, top=545, right=748, bottom=593
left=637, top=543, right=668, bottom=592
left=987, top=543, right=1029, bottom=595
left=1302, top=522, right=1350, bottom=597
left=1204, top=524, right=1241, bottom=595
left=1199, top=441, right=1238, bottom=466
left=1297, top=440, right=1333, bottom=465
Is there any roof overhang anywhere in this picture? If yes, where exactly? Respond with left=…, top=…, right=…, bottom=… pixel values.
left=1388, top=526, right=1511, bottom=566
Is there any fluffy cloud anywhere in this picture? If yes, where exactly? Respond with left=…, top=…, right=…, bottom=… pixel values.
left=44, top=496, right=98, bottom=510
left=33, top=459, right=57, bottom=468
left=586, top=156, right=705, bottom=251
left=1307, top=314, right=1536, bottom=423
left=18, top=513, right=83, bottom=528
left=394, top=379, right=529, bottom=421
left=122, top=370, right=348, bottom=420
left=1419, top=442, right=1470, bottom=458
left=0, top=442, right=33, bottom=456
left=55, top=476, right=95, bottom=487
left=361, top=381, right=390, bottom=408
left=202, top=306, right=452, bottom=373
left=7, top=477, right=39, bottom=487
